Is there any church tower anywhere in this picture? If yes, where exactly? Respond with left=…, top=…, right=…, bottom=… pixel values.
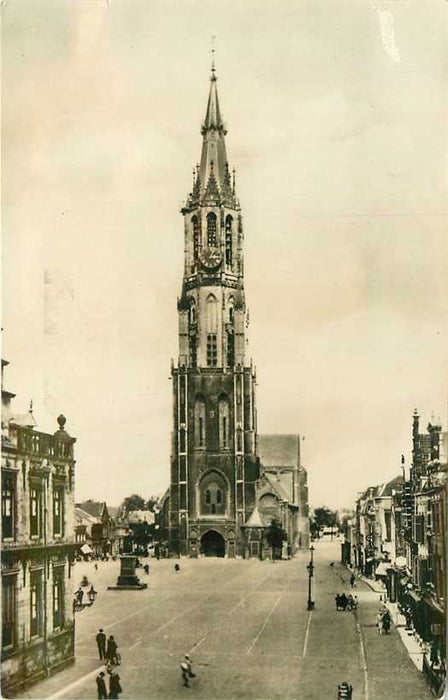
left=169, top=64, right=259, bottom=557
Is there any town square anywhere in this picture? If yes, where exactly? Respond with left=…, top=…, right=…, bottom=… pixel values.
left=25, top=542, right=433, bottom=699
left=2, top=1, right=447, bottom=698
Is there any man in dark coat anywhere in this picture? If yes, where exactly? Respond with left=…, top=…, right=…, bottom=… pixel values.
left=96, top=629, right=106, bottom=659
left=96, top=671, right=107, bottom=699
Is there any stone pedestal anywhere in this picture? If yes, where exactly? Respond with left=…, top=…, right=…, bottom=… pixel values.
left=107, top=555, right=147, bottom=590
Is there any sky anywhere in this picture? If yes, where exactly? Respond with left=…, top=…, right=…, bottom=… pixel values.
left=2, top=0, right=447, bottom=510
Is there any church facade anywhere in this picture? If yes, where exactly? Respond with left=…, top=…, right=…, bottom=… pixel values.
left=167, top=65, right=308, bottom=558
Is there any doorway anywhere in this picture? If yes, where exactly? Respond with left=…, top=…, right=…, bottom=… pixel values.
left=201, top=530, right=225, bottom=557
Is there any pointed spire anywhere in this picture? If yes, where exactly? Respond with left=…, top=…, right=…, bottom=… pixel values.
left=201, top=68, right=225, bottom=135
left=197, top=62, right=229, bottom=199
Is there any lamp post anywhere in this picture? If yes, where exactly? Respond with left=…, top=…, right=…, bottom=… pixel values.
left=307, top=545, right=315, bottom=610
left=153, top=504, right=161, bottom=560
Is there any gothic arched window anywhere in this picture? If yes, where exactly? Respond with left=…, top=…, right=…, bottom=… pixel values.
left=189, top=300, right=196, bottom=326
left=207, top=212, right=217, bottom=246
left=199, top=471, right=227, bottom=516
left=192, top=216, right=200, bottom=260
left=194, top=397, right=206, bottom=448
left=225, top=215, right=233, bottom=266
left=226, top=300, right=235, bottom=367
left=228, top=297, right=234, bottom=324
left=206, top=294, right=218, bottom=331
left=189, top=300, right=197, bottom=367
left=218, top=395, right=230, bottom=449
left=206, top=294, right=218, bottom=367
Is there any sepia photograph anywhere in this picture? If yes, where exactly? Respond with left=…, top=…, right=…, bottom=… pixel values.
left=2, top=1, right=447, bottom=698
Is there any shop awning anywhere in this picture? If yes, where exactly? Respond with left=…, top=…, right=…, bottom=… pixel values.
left=80, top=544, right=93, bottom=554
left=375, top=562, right=390, bottom=577
left=422, top=596, right=445, bottom=618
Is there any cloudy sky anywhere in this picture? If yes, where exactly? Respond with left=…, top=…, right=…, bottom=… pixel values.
left=3, top=0, right=447, bottom=510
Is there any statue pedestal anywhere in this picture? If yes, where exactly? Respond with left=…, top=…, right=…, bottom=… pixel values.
left=107, top=555, right=147, bottom=590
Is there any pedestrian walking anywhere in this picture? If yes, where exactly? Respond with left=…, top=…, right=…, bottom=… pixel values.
left=109, top=671, right=122, bottom=699
left=180, top=653, right=195, bottom=687
left=96, top=671, right=108, bottom=699
left=376, top=609, right=384, bottom=634
left=88, top=585, right=98, bottom=604
left=382, top=610, right=391, bottom=634
left=106, top=635, right=118, bottom=665
left=335, top=594, right=341, bottom=611
left=95, top=563, right=98, bottom=571
left=347, top=594, right=355, bottom=611
left=175, top=563, right=180, bottom=572
left=76, top=587, right=84, bottom=605
left=350, top=574, right=356, bottom=588
left=96, top=629, right=106, bottom=660
left=340, top=593, right=348, bottom=611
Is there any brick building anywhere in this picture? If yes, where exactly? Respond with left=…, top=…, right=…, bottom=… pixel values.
left=1, top=360, right=76, bottom=696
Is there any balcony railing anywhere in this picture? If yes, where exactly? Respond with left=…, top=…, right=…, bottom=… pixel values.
left=17, top=428, right=73, bottom=460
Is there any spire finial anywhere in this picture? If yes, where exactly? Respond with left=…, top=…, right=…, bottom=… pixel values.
left=29, top=399, right=33, bottom=413
left=210, top=35, right=216, bottom=80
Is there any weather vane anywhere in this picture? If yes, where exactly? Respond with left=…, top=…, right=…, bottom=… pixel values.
left=210, top=35, right=216, bottom=73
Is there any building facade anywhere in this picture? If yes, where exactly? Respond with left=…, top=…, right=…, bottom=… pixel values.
left=1, top=361, right=76, bottom=696
left=348, top=411, right=446, bottom=696
left=74, top=501, right=118, bottom=557
left=168, top=65, right=259, bottom=558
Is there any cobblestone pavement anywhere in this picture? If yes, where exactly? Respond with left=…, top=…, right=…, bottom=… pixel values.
left=22, top=542, right=432, bottom=699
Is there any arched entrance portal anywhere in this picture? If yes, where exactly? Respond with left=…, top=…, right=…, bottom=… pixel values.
left=201, top=530, right=225, bottom=558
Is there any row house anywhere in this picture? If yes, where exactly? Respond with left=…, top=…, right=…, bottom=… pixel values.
left=74, top=501, right=119, bottom=557
left=1, top=360, right=76, bottom=696
left=348, top=411, right=446, bottom=696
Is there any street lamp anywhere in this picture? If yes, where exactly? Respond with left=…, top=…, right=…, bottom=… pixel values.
left=307, top=545, right=315, bottom=610
left=153, top=504, right=161, bottom=560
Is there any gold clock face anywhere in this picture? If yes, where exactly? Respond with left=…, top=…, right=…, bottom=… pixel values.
left=200, top=247, right=222, bottom=270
